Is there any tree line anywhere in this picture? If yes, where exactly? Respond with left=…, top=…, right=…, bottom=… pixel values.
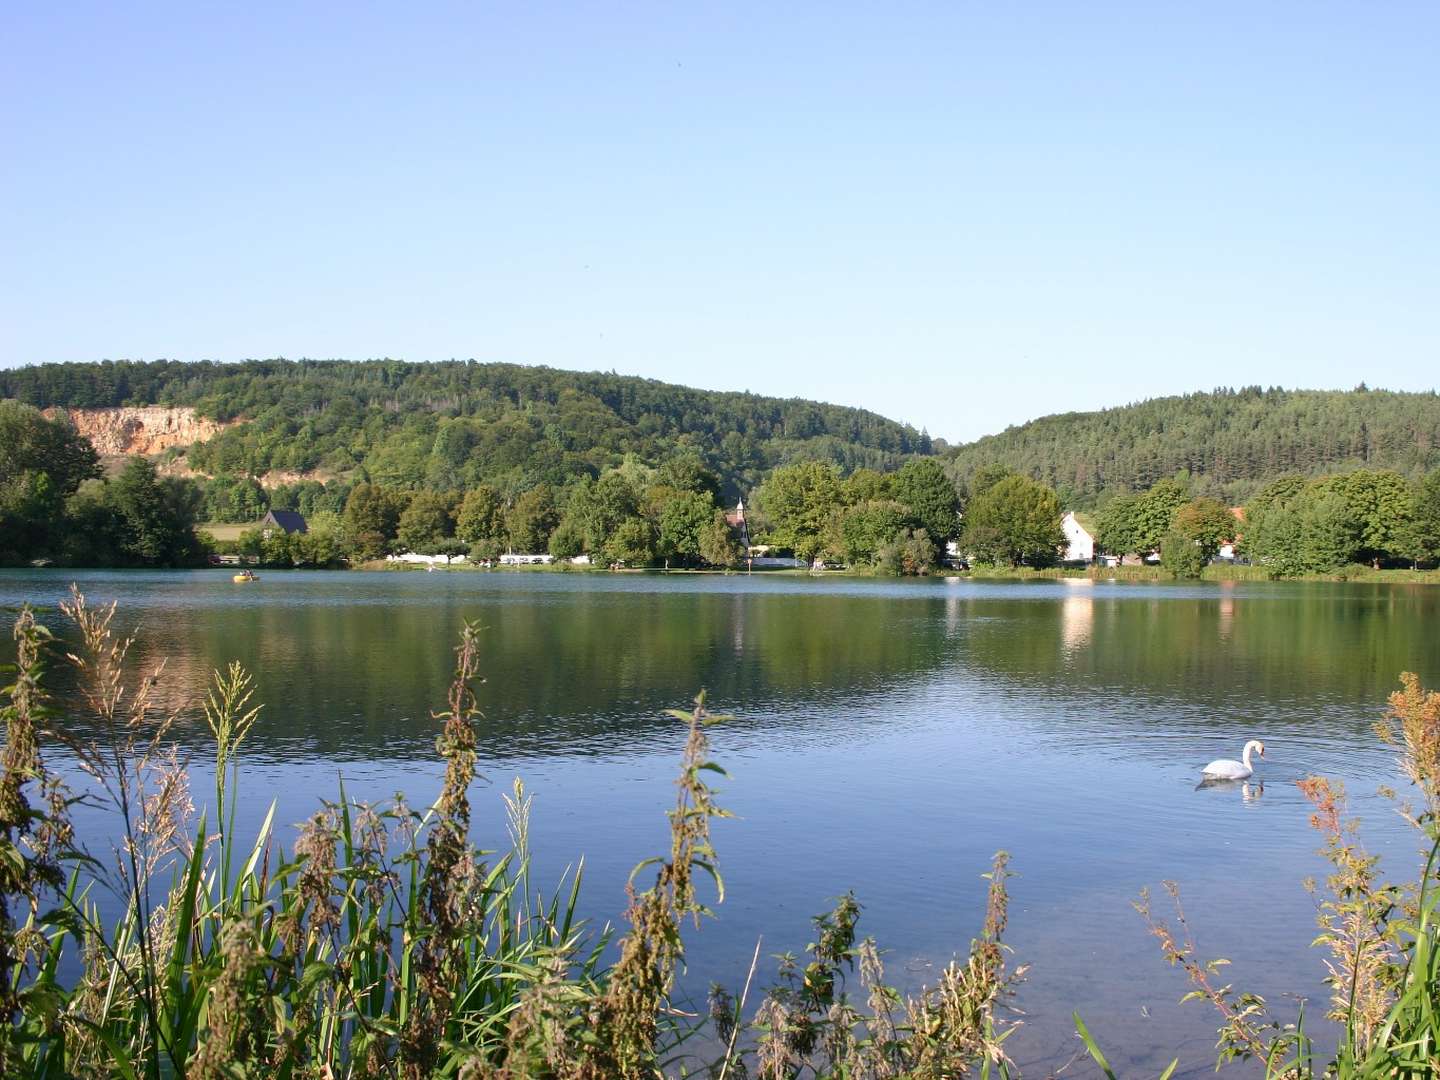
left=8, top=386, right=1440, bottom=576
left=0, top=359, right=932, bottom=501
left=238, top=453, right=749, bottom=570
left=0, top=401, right=997, bottom=574
left=945, top=385, right=1440, bottom=508
left=1093, top=467, right=1440, bottom=576
left=249, top=457, right=1068, bottom=576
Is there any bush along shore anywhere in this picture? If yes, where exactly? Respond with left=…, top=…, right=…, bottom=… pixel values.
left=2, top=591, right=1438, bottom=1078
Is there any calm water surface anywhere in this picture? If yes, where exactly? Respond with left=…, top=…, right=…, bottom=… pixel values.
left=2, top=569, right=1437, bottom=1076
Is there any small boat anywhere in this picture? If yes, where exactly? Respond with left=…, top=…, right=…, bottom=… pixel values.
left=233, top=571, right=259, bottom=583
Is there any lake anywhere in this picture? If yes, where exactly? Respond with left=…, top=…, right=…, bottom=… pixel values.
left=2, top=568, right=1437, bottom=1075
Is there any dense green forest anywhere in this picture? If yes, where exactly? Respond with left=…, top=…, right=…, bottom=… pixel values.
left=0, top=359, right=931, bottom=499
left=7, top=361, right=1440, bottom=573
left=943, top=386, right=1440, bottom=508
left=8, top=363, right=1438, bottom=514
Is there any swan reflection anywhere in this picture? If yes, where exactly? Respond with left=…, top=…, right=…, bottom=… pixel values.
left=1193, top=776, right=1263, bottom=802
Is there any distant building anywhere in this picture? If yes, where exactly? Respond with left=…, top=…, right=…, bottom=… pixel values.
left=260, top=509, right=308, bottom=536
left=724, top=499, right=752, bottom=551
left=1217, top=506, right=1245, bottom=560
left=1061, top=511, right=1095, bottom=563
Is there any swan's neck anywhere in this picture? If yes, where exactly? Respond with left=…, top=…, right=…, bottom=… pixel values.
left=1241, top=744, right=1254, bottom=768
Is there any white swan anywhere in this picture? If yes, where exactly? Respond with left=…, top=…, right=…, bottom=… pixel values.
left=1201, top=740, right=1265, bottom=780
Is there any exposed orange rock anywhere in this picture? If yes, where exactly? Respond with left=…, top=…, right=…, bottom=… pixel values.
left=44, top=406, right=232, bottom=456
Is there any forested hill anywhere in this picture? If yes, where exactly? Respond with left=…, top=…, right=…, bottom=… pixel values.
left=0, top=359, right=930, bottom=497
left=945, top=387, right=1440, bottom=507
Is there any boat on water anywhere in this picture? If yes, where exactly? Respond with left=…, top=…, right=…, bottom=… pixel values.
left=233, top=571, right=259, bottom=583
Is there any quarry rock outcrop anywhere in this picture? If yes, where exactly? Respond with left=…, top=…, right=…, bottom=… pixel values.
left=44, top=406, right=231, bottom=456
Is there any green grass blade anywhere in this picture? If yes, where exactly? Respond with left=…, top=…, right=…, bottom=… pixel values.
left=1073, top=1012, right=1118, bottom=1080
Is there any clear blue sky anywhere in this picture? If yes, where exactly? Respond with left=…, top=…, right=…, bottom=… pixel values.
left=2, top=3, right=1435, bottom=442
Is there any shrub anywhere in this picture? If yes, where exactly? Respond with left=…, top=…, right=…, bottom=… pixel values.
left=1160, top=531, right=1207, bottom=578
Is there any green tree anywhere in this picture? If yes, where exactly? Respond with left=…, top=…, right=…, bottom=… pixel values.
left=0, top=402, right=101, bottom=562
left=104, top=458, right=203, bottom=566
left=900, top=529, right=937, bottom=575
left=1313, top=470, right=1415, bottom=566
left=344, top=483, right=407, bottom=558
left=656, top=454, right=721, bottom=500
left=877, top=528, right=938, bottom=576
left=842, top=468, right=892, bottom=505
left=547, top=519, right=585, bottom=559
left=964, top=464, right=1014, bottom=502
left=397, top=491, right=455, bottom=553
left=261, top=529, right=296, bottom=567
left=1160, top=531, right=1207, bottom=578
left=0, top=402, right=100, bottom=496
left=1172, top=497, right=1235, bottom=560
left=656, top=491, right=714, bottom=566
left=1244, top=481, right=1362, bottom=575
left=960, top=475, right=1064, bottom=567
left=564, top=473, right=640, bottom=553
left=1298, top=488, right=1361, bottom=572
left=604, top=517, right=657, bottom=567
left=836, top=500, right=908, bottom=566
left=202, top=476, right=268, bottom=523
left=1412, top=470, right=1440, bottom=565
left=1246, top=502, right=1308, bottom=577
left=1095, top=494, right=1142, bottom=561
left=1131, top=477, right=1189, bottom=556
left=1247, top=475, right=1307, bottom=517
left=291, top=511, right=349, bottom=567
left=506, top=485, right=559, bottom=553
left=757, top=461, right=843, bottom=562
left=699, top=511, right=744, bottom=568
left=455, top=485, right=505, bottom=547
left=940, top=386, right=1440, bottom=506
left=891, top=458, right=960, bottom=544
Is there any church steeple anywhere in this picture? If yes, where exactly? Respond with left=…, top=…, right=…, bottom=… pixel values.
left=726, top=498, right=750, bottom=552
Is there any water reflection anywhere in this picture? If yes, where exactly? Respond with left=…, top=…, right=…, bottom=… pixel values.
left=1194, top=777, right=1264, bottom=803
left=1060, top=592, right=1093, bottom=652
left=1217, top=580, right=1237, bottom=642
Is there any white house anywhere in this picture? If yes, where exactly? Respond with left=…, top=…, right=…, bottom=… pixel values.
left=1061, top=511, right=1095, bottom=564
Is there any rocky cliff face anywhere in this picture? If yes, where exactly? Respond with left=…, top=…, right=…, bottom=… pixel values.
left=44, top=406, right=231, bottom=456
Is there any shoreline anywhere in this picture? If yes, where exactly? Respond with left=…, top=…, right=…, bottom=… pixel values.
left=354, top=559, right=1440, bottom=585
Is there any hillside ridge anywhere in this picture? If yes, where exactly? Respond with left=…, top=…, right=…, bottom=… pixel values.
left=7, top=363, right=1438, bottom=505
left=944, top=385, right=1440, bottom=506
left=0, top=359, right=929, bottom=498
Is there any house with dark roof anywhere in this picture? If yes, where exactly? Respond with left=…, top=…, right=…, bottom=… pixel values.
left=260, top=509, right=308, bottom=536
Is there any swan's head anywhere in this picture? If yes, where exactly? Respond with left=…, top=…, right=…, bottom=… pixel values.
left=1245, top=739, right=1266, bottom=760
